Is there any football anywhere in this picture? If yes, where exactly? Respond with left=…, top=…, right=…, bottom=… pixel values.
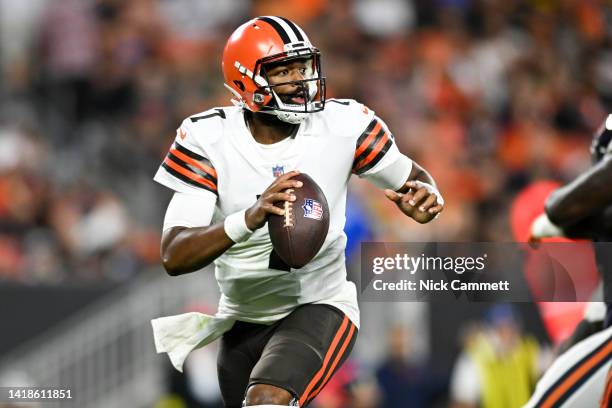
left=268, top=173, right=330, bottom=269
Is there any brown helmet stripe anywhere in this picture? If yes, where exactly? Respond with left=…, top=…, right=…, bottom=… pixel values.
left=258, top=17, right=291, bottom=44
left=278, top=16, right=304, bottom=41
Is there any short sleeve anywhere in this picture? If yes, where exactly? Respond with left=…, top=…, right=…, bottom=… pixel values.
left=163, top=191, right=216, bottom=231
left=154, top=120, right=218, bottom=196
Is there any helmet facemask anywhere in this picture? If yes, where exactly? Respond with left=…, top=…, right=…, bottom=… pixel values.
left=255, top=50, right=326, bottom=124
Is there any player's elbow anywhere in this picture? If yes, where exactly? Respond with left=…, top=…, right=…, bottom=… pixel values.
left=161, top=252, right=183, bottom=276
left=160, top=243, right=192, bottom=276
left=160, top=248, right=210, bottom=276
left=160, top=227, right=189, bottom=276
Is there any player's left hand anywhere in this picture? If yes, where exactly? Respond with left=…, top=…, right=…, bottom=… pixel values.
left=384, top=181, right=444, bottom=224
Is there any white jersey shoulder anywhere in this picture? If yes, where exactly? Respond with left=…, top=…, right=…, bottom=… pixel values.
left=153, top=107, right=234, bottom=196
left=317, top=98, right=376, bottom=140
left=183, top=107, right=234, bottom=149
left=319, top=99, right=402, bottom=177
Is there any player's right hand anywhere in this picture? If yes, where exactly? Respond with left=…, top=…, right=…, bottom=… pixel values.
left=245, top=170, right=303, bottom=230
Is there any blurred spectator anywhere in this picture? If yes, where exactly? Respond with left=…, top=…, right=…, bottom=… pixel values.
left=449, top=305, right=542, bottom=408
left=375, top=325, right=446, bottom=408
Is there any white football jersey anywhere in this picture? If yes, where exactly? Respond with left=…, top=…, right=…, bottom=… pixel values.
left=154, top=99, right=411, bottom=328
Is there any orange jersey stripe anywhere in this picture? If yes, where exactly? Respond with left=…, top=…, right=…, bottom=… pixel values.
left=308, top=322, right=356, bottom=403
left=601, top=368, right=612, bottom=408
left=541, top=339, right=612, bottom=408
left=299, top=316, right=350, bottom=406
left=163, top=157, right=217, bottom=191
left=170, top=147, right=217, bottom=179
left=354, top=121, right=383, bottom=159
left=354, top=132, right=389, bottom=172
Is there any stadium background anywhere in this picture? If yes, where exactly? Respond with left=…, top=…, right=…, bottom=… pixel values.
left=0, top=0, right=609, bottom=407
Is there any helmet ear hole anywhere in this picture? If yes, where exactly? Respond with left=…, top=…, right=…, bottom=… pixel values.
left=233, top=80, right=245, bottom=92
left=253, top=93, right=265, bottom=104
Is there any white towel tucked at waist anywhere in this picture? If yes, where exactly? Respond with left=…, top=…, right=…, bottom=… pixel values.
left=151, top=312, right=235, bottom=372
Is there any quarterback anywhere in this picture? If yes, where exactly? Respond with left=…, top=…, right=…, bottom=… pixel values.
left=151, top=16, right=443, bottom=407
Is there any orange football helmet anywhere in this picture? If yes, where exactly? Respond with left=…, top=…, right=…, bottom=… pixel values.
left=222, top=16, right=326, bottom=124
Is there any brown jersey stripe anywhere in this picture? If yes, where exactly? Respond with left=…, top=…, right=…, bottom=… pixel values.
left=354, top=125, right=386, bottom=165
left=166, top=152, right=217, bottom=186
left=353, top=134, right=392, bottom=174
left=535, top=334, right=612, bottom=408
left=169, top=145, right=217, bottom=180
left=174, top=141, right=206, bottom=161
left=355, top=123, right=383, bottom=161
left=162, top=158, right=217, bottom=193
left=355, top=119, right=380, bottom=155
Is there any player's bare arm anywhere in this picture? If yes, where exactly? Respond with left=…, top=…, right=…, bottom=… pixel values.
left=161, top=223, right=234, bottom=276
left=545, top=156, right=612, bottom=227
left=384, top=161, right=444, bottom=224
left=531, top=158, right=612, bottom=241
left=530, top=115, right=612, bottom=241
left=161, top=171, right=302, bottom=276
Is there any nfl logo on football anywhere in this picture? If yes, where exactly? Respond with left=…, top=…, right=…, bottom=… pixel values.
left=302, top=198, right=323, bottom=220
left=272, top=165, right=284, bottom=177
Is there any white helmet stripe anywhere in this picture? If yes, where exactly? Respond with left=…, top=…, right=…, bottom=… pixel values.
left=292, top=22, right=310, bottom=44
left=266, top=16, right=299, bottom=43
left=277, top=16, right=306, bottom=42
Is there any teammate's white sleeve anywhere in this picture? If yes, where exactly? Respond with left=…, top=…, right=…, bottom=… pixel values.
left=351, top=113, right=413, bottom=190
left=524, top=326, right=612, bottom=408
left=154, top=118, right=219, bottom=196
left=450, top=353, right=481, bottom=405
left=163, top=191, right=217, bottom=231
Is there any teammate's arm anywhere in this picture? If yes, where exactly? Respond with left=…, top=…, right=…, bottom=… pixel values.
left=558, top=206, right=612, bottom=239
left=545, top=156, right=612, bottom=227
left=161, top=171, right=302, bottom=276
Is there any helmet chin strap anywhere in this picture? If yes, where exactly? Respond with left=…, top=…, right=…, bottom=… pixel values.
left=257, top=108, right=307, bottom=124
left=276, top=111, right=308, bottom=124
left=225, top=78, right=316, bottom=124
left=269, top=88, right=312, bottom=124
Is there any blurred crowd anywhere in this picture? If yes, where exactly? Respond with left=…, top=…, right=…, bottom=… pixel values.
left=0, top=0, right=610, bottom=284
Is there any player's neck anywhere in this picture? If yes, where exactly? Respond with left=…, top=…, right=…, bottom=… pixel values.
left=245, top=111, right=298, bottom=145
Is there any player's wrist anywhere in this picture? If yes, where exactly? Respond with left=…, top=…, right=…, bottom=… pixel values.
left=224, top=209, right=254, bottom=243
left=410, top=180, right=444, bottom=206
left=244, top=207, right=265, bottom=231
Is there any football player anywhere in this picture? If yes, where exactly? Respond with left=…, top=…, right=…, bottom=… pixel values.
left=151, top=16, right=444, bottom=408
left=527, top=114, right=612, bottom=407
